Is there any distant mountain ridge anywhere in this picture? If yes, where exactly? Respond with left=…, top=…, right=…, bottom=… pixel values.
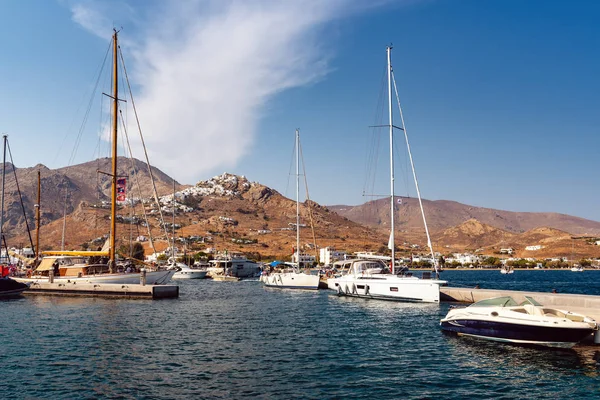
left=328, top=196, right=600, bottom=236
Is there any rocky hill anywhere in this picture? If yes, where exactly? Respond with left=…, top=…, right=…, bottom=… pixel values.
left=329, top=197, right=600, bottom=236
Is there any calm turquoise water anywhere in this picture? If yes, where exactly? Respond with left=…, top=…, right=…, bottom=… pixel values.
left=2, top=270, right=600, bottom=399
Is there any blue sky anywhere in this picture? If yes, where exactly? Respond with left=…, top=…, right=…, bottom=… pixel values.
left=1, top=0, right=599, bottom=221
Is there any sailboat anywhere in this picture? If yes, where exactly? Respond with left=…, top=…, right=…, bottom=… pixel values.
left=260, top=129, right=320, bottom=290
left=15, top=30, right=174, bottom=285
left=326, top=45, right=447, bottom=303
left=0, top=135, right=29, bottom=297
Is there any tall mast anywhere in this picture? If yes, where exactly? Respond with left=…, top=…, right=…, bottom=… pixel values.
left=109, top=29, right=119, bottom=267
left=387, top=46, right=395, bottom=274
left=296, top=129, right=300, bottom=269
left=0, top=135, right=6, bottom=263
left=172, top=178, right=176, bottom=260
left=35, top=170, right=40, bottom=261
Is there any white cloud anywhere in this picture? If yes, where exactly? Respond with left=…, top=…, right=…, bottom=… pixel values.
left=68, top=0, right=367, bottom=184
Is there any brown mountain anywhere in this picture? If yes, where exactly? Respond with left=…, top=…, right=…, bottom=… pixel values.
left=432, top=219, right=516, bottom=252
left=12, top=172, right=385, bottom=260
left=2, top=157, right=185, bottom=245
left=329, top=197, right=600, bottom=236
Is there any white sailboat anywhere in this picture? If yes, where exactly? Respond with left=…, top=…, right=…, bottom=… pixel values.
left=327, top=45, right=446, bottom=303
left=16, top=30, right=174, bottom=286
left=261, top=129, right=320, bottom=290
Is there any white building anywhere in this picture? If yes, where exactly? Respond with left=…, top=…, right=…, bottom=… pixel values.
left=320, top=247, right=347, bottom=265
left=525, top=245, right=543, bottom=251
left=292, top=252, right=316, bottom=267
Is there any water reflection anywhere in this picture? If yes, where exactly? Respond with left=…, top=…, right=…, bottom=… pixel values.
left=443, top=332, right=600, bottom=377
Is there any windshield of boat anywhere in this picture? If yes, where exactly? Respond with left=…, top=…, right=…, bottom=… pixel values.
left=520, top=296, right=543, bottom=306
left=353, top=260, right=385, bottom=273
left=470, top=296, right=518, bottom=308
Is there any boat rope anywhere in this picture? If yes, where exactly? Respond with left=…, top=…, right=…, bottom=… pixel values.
left=118, top=110, right=157, bottom=255
left=391, top=71, right=438, bottom=277
left=6, top=139, right=35, bottom=250
left=118, top=46, right=171, bottom=245
left=298, top=141, right=318, bottom=264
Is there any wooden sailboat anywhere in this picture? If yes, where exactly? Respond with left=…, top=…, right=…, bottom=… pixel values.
left=15, top=30, right=174, bottom=285
left=260, top=129, right=320, bottom=290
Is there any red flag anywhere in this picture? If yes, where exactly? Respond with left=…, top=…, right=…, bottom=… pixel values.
left=117, top=178, right=127, bottom=201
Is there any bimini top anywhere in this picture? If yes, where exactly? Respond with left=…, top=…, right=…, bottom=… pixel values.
left=469, top=296, right=543, bottom=308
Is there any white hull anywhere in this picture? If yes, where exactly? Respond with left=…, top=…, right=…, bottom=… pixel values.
left=172, top=269, right=207, bottom=279
left=261, top=272, right=319, bottom=290
left=14, top=269, right=175, bottom=285
left=327, top=274, right=446, bottom=303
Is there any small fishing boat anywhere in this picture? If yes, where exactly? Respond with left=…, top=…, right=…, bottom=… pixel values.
left=440, top=296, right=597, bottom=348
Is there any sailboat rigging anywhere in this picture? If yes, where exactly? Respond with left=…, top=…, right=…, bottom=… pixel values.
left=260, top=129, right=320, bottom=290
left=15, top=30, right=175, bottom=285
left=326, top=45, right=446, bottom=303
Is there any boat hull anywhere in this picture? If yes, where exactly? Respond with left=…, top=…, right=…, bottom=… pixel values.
left=172, top=270, right=207, bottom=279
left=440, top=319, right=595, bottom=348
left=327, top=275, right=446, bottom=303
left=0, top=278, right=29, bottom=298
left=14, top=270, right=175, bottom=285
left=261, top=272, right=320, bottom=290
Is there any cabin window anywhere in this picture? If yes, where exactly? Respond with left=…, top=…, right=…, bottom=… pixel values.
left=390, top=287, right=398, bottom=292
left=357, top=285, right=365, bottom=289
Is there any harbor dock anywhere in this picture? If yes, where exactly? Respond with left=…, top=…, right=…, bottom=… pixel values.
left=441, top=287, right=600, bottom=321
left=23, top=281, right=179, bottom=299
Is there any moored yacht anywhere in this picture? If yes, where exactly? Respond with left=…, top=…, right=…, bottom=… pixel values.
left=260, top=129, right=320, bottom=290
left=15, top=255, right=175, bottom=285
left=170, top=261, right=208, bottom=280
left=327, top=259, right=446, bottom=303
left=327, top=45, right=446, bottom=303
left=440, top=296, right=597, bottom=348
left=207, top=253, right=261, bottom=279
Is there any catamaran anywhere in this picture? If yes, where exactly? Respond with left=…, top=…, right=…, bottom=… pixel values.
left=327, top=45, right=446, bottom=302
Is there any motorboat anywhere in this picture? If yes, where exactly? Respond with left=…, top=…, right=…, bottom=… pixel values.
left=327, top=259, right=447, bottom=303
left=207, top=253, right=260, bottom=279
left=571, top=265, right=584, bottom=272
left=170, top=261, right=207, bottom=280
left=440, top=296, right=598, bottom=348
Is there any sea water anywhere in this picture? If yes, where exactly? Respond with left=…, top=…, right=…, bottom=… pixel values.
left=2, top=270, right=600, bottom=399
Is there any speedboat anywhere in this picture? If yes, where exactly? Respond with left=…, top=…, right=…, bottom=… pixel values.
left=571, top=265, right=584, bottom=272
left=170, top=261, right=208, bottom=280
left=500, top=266, right=514, bottom=274
left=327, top=259, right=447, bottom=303
left=440, top=296, right=597, bottom=348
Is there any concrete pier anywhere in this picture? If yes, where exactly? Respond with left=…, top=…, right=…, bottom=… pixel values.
left=441, top=287, right=600, bottom=321
left=23, top=281, right=179, bottom=299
